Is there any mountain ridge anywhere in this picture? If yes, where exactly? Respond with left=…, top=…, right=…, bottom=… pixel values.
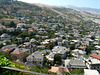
left=65, top=5, right=100, bottom=14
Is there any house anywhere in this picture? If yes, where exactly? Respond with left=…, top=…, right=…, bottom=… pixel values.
left=32, top=27, right=38, bottom=30
left=48, top=66, right=68, bottom=75
left=23, top=42, right=30, bottom=48
left=89, top=63, right=100, bottom=73
left=11, top=48, right=30, bottom=62
left=84, top=69, right=99, bottom=75
left=2, top=44, right=17, bottom=53
left=30, top=38, right=37, bottom=44
left=0, top=19, right=19, bottom=25
left=5, top=28, right=15, bottom=32
left=57, top=67, right=68, bottom=75
left=46, top=46, right=68, bottom=64
left=17, top=38, right=22, bottom=42
left=25, top=37, right=30, bottom=41
left=41, top=36, right=48, bottom=39
left=78, top=46, right=87, bottom=50
left=72, top=49, right=86, bottom=57
left=62, top=40, right=70, bottom=48
left=46, top=52, right=56, bottom=65
left=68, top=60, right=87, bottom=68
left=41, top=49, right=51, bottom=55
left=93, top=42, right=99, bottom=46
left=91, top=50, right=100, bottom=55
left=84, top=54, right=100, bottom=71
left=48, top=66, right=59, bottom=73
left=95, top=45, right=100, bottom=49
left=41, top=39, right=50, bottom=45
left=2, top=44, right=17, bottom=50
left=65, top=24, right=72, bottom=29
left=37, top=45, right=46, bottom=49
left=26, top=51, right=44, bottom=66
left=52, top=46, right=68, bottom=58
left=0, top=33, right=11, bottom=40
left=35, top=35, right=40, bottom=39
left=17, top=23, right=27, bottom=28
left=90, top=53, right=100, bottom=60
left=28, top=29, right=34, bottom=34
left=3, top=48, right=15, bottom=53
left=0, top=25, right=6, bottom=29
left=0, top=41, right=4, bottom=45
left=38, top=31, right=48, bottom=35
left=71, top=40, right=79, bottom=44
left=58, top=42, right=62, bottom=46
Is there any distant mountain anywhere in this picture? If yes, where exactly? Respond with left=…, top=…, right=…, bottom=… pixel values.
left=66, top=5, right=100, bottom=13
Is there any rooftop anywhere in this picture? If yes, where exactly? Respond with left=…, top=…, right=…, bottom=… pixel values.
left=90, top=53, right=100, bottom=60
left=84, top=69, right=99, bottom=75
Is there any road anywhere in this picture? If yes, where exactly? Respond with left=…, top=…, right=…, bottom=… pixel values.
left=2, top=66, right=48, bottom=75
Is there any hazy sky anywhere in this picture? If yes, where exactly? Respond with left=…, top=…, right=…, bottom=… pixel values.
left=18, top=0, right=100, bottom=9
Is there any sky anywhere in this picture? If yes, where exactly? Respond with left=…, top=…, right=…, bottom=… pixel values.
left=18, top=0, right=100, bottom=9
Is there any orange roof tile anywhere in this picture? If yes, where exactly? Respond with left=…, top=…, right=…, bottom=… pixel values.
left=90, top=54, right=100, bottom=59
left=6, top=28, right=14, bottom=30
left=1, top=19, right=18, bottom=21
left=48, top=66, right=59, bottom=73
left=29, top=30, right=33, bottom=32
left=0, top=25, right=5, bottom=27
left=12, top=50, right=23, bottom=55
left=32, top=27, right=38, bottom=29
left=3, top=48, right=12, bottom=52
left=32, top=23, right=37, bottom=24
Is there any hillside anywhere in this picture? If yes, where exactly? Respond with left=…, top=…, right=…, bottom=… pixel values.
left=0, top=1, right=59, bottom=18
left=34, top=4, right=100, bottom=24
left=0, top=0, right=100, bottom=25
left=67, top=5, right=100, bottom=14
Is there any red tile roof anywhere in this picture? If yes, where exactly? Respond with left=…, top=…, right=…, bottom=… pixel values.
left=3, top=48, right=12, bottom=52
left=5, top=28, right=14, bottom=30
left=48, top=66, right=67, bottom=73
left=12, top=50, right=23, bottom=55
left=32, top=27, right=38, bottom=29
left=16, top=59, right=23, bottom=62
left=0, top=25, right=5, bottom=27
left=28, top=29, right=33, bottom=32
left=48, top=66, right=59, bottom=73
left=78, top=46, right=86, bottom=50
left=90, top=54, right=100, bottom=59
left=32, top=23, right=37, bottom=24
left=1, top=19, right=18, bottom=21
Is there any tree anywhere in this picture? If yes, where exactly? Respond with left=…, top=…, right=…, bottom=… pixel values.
left=0, top=57, right=14, bottom=67
left=85, top=46, right=93, bottom=55
left=46, top=43, right=53, bottom=49
left=79, top=42, right=82, bottom=45
left=63, top=72, right=70, bottom=75
left=62, top=36, right=66, bottom=39
left=0, top=43, right=4, bottom=48
left=91, top=36, right=95, bottom=40
left=54, top=54, right=62, bottom=65
left=18, top=31, right=29, bottom=39
left=1, top=21, right=5, bottom=25
left=69, top=44, right=75, bottom=50
left=9, top=21, right=16, bottom=28
left=5, top=41, right=11, bottom=45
